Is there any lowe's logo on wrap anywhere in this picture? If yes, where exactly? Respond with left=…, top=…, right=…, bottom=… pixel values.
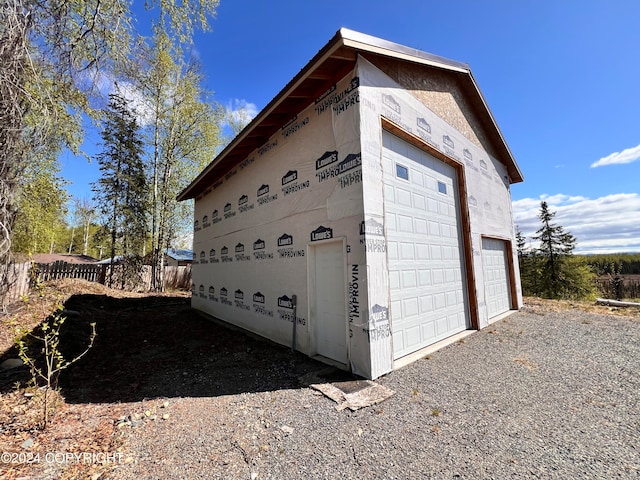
left=210, top=249, right=219, bottom=263
left=360, top=218, right=386, bottom=253
left=234, top=289, right=249, bottom=310
left=212, top=209, right=222, bottom=224
left=340, top=153, right=362, bottom=172
left=253, top=291, right=273, bottom=317
left=238, top=194, right=254, bottom=213
left=370, top=304, right=389, bottom=324
left=235, top=243, right=250, bottom=261
left=257, top=183, right=278, bottom=206
left=360, top=218, right=384, bottom=237
left=316, top=153, right=362, bottom=183
left=224, top=202, right=236, bottom=219
left=278, top=295, right=294, bottom=309
left=382, top=95, right=401, bottom=114
left=314, top=78, right=359, bottom=116
left=310, top=226, right=333, bottom=242
left=282, top=170, right=310, bottom=196
left=221, top=246, right=233, bottom=262
left=315, top=151, right=339, bottom=170
left=277, top=234, right=293, bottom=247
left=277, top=295, right=306, bottom=325
left=208, top=286, right=218, bottom=302
left=220, top=287, right=232, bottom=306
left=443, top=135, right=454, bottom=149
left=365, top=304, right=392, bottom=342
left=417, top=117, right=431, bottom=134
left=278, top=233, right=304, bottom=258
left=281, top=170, right=298, bottom=185
left=198, top=285, right=206, bottom=298
left=443, top=135, right=460, bottom=161
left=257, top=184, right=269, bottom=197
left=253, top=238, right=273, bottom=260
left=463, top=148, right=477, bottom=171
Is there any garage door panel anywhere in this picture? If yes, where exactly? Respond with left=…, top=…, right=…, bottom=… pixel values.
left=412, top=193, right=426, bottom=209
left=400, top=243, right=414, bottom=259
left=403, top=297, right=419, bottom=317
left=383, top=131, right=469, bottom=360
left=401, top=270, right=417, bottom=288
left=420, top=295, right=433, bottom=312
left=397, top=188, right=412, bottom=206
left=398, top=215, right=413, bottom=233
left=387, top=241, right=398, bottom=260
left=416, top=244, right=429, bottom=259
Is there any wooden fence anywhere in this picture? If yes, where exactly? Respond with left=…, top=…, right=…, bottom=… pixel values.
left=2, top=262, right=192, bottom=307
left=1, top=262, right=31, bottom=306
left=35, top=261, right=104, bottom=283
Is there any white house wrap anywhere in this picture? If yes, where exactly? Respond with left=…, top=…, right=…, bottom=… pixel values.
left=179, top=29, right=524, bottom=379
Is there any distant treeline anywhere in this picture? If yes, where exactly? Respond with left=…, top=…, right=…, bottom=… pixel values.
left=577, top=253, right=640, bottom=300
left=580, top=253, right=640, bottom=275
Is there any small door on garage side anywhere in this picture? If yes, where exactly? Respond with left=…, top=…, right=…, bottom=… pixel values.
left=482, top=237, right=512, bottom=319
left=310, top=240, right=348, bottom=364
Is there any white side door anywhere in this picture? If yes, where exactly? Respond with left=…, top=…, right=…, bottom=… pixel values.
left=310, top=240, right=347, bottom=364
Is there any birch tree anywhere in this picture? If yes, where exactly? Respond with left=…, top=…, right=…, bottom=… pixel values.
left=1, top=0, right=218, bottom=303
left=126, top=32, right=223, bottom=291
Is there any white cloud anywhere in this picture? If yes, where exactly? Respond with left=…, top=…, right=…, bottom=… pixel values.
left=513, top=193, right=640, bottom=254
left=223, top=99, right=258, bottom=127
left=591, top=144, right=640, bottom=168
left=113, top=82, right=156, bottom=127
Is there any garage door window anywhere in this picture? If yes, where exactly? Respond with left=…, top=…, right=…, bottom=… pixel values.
left=396, top=163, right=409, bottom=181
left=438, top=181, right=447, bottom=195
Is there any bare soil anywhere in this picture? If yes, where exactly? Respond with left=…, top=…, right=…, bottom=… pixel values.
left=0, top=280, right=638, bottom=479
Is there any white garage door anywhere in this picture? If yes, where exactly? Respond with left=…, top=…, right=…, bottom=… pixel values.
left=382, top=131, right=469, bottom=360
left=482, top=237, right=512, bottom=318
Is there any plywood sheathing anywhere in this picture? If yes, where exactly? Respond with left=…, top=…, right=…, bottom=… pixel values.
left=364, top=55, right=501, bottom=161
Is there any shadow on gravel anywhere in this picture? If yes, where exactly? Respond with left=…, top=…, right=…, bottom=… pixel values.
left=0, top=294, right=356, bottom=404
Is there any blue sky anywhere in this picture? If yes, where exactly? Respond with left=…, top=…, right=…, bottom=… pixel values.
left=61, top=0, right=640, bottom=253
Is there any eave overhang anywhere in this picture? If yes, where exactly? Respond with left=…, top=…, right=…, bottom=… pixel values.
left=178, top=28, right=522, bottom=201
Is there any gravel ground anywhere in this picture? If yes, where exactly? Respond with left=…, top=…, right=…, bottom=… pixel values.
left=109, top=308, right=640, bottom=479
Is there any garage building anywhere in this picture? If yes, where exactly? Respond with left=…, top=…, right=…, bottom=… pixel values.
left=178, top=28, right=524, bottom=379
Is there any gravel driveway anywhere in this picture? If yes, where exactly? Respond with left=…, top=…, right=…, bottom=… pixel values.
left=110, top=307, right=640, bottom=479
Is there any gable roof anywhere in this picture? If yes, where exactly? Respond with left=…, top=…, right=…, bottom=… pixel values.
left=178, top=28, right=522, bottom=201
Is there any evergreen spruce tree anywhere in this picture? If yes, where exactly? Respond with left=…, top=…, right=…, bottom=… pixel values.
left=92, top=93, right=146, bottom=288
left=531, top=201, right=594, bottom=299
left=516, top=225, right=543, bottom=296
